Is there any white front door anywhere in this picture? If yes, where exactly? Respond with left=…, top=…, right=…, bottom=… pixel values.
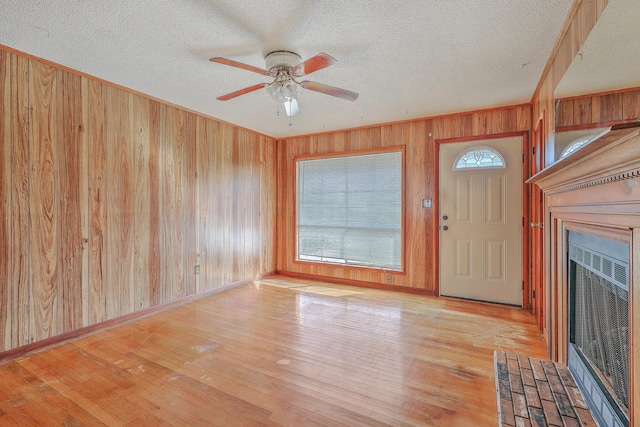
left=439, top=137, right=522, bottom=305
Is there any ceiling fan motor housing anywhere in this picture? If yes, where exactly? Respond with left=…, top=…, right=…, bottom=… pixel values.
left=265, top=50, right=302, bottom=73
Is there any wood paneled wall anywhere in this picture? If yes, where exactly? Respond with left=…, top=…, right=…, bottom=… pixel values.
left=0, top=47, right=276, bottom=353
left=276, top=105, right=530, bottom=293
left=531, top=0, right=608, bottom=166
left=556, top=87, right=640, bottom=129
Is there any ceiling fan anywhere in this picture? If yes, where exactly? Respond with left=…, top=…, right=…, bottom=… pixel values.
left=210, top=51, right=359, bottom=116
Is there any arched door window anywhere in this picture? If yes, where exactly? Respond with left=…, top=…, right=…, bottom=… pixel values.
left=453, top=146, right=505, bottom=170
left=559, top=138, right=590, bottom=159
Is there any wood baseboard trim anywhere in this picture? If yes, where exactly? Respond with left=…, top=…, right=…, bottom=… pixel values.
left=275, top=271, right=435, bottom=296
left=0, top=272, right=275, bottom=364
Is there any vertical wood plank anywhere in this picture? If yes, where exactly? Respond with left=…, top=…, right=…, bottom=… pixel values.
left=56, top=69, right=84, bottom=332
left=80, top=77, right=90, bottom=327
left=226, top=125, right=238, bottom=283
left=443, top=116, right=458, bottom=139
left=433, top=118, right=445, bottom=139
left=572, top=97, right=592, bottom=126
left=254, top=138, right=266, bottom=272
left=183, top=112, right=198, bottom=296
left=274, top=139, right=286, bottom=273
left=261, top=137, right=276, bottom=273
left=622, top=90, right=640, bottom=120
left=209, top=119, right=224, bottom=289
left=105, top=85, right=120, bottom=318
left=598, top=93, right=623, bottom=123
left=196, top=116, right=209, bottom=293
left=504, top=109, right=518, bottom=133
left=516, top=106, right=531, bottom=132
left=159, top=104, right=170, bottom=301
left=491, top=110, right=506, bottom=134
left=333, top=130, right=345, bottom=152
left=133, top=94, right=150, bottom=310
left=88, top=79, right=107, bottom=324
left=250, top=135, right=261, bottom=276
left=11, top=54, right=31, bottom=347
left=169, top=107, right=185, bottom=300
left=239, top=130, right=248, bottom=279
left=0, top=50, right=11, bottom=350
left=591, top=95, right=601, bottom=124
left=556, top=100, right=574, bottom=128
left=458, top=113, right=474, bottom=137
left=119, top=91, right=134, bottom=315
left=210, top=120, right=223, bottom=287
left=29, top=59, right=58, bottom=342
left=147, top=100, right=161, bottom=306
left=250, top=133, right=260, bottom=276
left=474, top=111, right=492, bottom=136
left=218, top=124, right=235, bottom=288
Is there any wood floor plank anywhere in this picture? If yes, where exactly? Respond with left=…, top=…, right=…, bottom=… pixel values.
left=0, top=276, right=547, bottom=426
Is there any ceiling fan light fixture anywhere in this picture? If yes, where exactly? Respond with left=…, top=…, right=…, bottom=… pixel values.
left=284, top=97, right=299, bottom=117
left=267, top=78, right=301, bottom=116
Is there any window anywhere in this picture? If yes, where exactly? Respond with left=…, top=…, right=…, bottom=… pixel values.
left=296, top=149, right=403, bottom=270
left=454, top=146, right=505, bottom=170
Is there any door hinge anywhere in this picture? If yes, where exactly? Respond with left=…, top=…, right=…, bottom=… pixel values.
left=522, top=152, right=525, bottom=163
left=532, top=146, right=536, bottom=155
left=532, top=289, right=536, bottom=298
left=522, top=217, right=525, bottom=226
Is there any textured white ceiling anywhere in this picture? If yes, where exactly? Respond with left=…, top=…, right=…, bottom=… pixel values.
left=1, top=0, right=574, bottom=138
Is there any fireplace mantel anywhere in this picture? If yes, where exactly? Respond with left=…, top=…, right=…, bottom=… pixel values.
left=529, top=123, right=640, bottom=426
left=529, top=124, right=640, bottom=195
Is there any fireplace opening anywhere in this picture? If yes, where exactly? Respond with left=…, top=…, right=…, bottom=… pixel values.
left=568, top=231, right=629, bottom=427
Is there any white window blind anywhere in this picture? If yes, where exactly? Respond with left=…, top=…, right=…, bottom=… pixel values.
left=296, top=150, right=402, bottom=270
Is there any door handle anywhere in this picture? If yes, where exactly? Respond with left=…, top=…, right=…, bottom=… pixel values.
left=442, top=225, right=449, bottom=230
left=442, top=215, right=448, bottom=220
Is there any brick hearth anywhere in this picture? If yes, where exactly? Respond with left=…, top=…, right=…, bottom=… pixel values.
left=494, top=351, right=596, bottom=426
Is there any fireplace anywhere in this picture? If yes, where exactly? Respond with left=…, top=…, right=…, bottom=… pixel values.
left=528, top=124, right=640, bottom=426
left=568, top=231, right=629, bottom=427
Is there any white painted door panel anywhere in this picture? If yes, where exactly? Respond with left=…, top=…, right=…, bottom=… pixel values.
left=439, top=137, right=522, bottom=305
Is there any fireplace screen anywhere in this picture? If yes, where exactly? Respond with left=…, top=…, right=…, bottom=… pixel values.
left=568, top=231, right=629, bottom=426
left=572, top=264, right=629, bottom=409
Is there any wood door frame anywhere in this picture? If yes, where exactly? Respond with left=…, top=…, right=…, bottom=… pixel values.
left=531, top=112, right=546, bottom=335
left=434, top=132, right=530, bottom=308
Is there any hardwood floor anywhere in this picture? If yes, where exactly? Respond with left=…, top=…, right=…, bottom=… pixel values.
left=0, top=276, right=547, bottom=426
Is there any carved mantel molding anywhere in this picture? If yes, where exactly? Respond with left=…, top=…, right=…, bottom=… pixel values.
left=528, top=124, right=640, bottom=194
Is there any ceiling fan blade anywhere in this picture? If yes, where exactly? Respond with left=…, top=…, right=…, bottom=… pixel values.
left=291, top=53, right=337, bottom=77
left=217, top=83, right=268, bottom=101
left=210, top=57, right=271, bottom=76
left=301, top=81, right=359, bottom=102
